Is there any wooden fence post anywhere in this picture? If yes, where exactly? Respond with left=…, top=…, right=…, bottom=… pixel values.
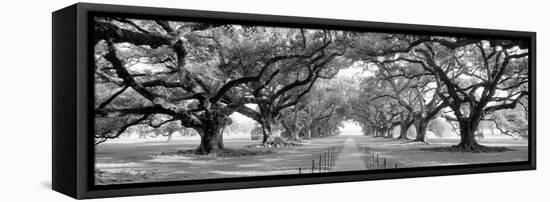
left=332, top=146, right=335, bottom=169
left=319, top=154, right=323, bottom=172
left=332, top=147, right=335, bottom=170
left=327, top=150, right=329, bottom=171
left=371, top=153, right=374, bottom=169
left=376, top=154, right=379, bottom=169
left=327, top=149, right=330, bottom=170
left=323, top=152, right=326, bottom=172
left=365, top=153, right=372, bottom=169
left=364, top=145, right=367, bottom=169
left=329, top=148, right=332, bottom=170
left=325, top=152, right=328, bottom=172
left=312, top=160, right=315, bottom=173
left=325, top=153, right=327, bottom=172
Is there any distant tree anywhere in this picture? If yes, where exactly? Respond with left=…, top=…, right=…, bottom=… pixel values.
left=352, top=96, right=400, bottom=138
left=485, top=104, right=528, bottom=139
left=372, top=64, right=418, bottom=140
left=248, top=123, right=262, bottom=140
left=353, top=35, right=529, bottom=151
left=233, top=30, right=349, bottom=146
left=427, top=117, right=456, bottom=138
left=296, top=78, right=351, bottom=139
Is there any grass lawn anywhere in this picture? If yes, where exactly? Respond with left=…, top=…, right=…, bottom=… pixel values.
left=95, top=136, right=347, bottom=185
left=95, top=135, right=528, bottom=185
left=353, top=136, right=528, bottom=168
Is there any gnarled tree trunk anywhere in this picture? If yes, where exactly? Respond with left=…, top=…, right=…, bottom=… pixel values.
left=447, top=111, right=507, bottom=152
left=450, top=117, right=495, bottom=152
left=195, top=125, right=224, bottom=154
left=373, top=130, right=380, bottom=137
left=386, top=126, right=396, bottom=139
left=379, top=129, right=388, bottom=138
left=398, top=121, right=412, bottom=139
left=282, top=121, right=301, bottom=142
left=260, top=115, right=297, bottom=147
left=194, top=111, right=227, bottom=154
left=304, top=128, right=311, bottom=140
left=412, top=121, right=428, bottom=143
left=288, top=131, right=300, bottom=141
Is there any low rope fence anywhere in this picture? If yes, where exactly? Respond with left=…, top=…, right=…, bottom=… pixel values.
left=362, top=144, right=399, bottom=170
left=296, top=144, right=400, bottom=174
left=298, top=146, right=336, bottom=174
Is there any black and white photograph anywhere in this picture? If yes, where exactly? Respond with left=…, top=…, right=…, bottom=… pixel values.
left=93, top=15, right=531, bottom=185
left=4, top=0, right=550, bottom=201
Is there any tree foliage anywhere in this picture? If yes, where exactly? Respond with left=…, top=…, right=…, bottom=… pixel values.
left=94, top=17, right=530, bottom=153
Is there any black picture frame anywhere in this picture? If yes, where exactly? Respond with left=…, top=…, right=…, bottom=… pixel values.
left=52, top=2, right=536, bottom=199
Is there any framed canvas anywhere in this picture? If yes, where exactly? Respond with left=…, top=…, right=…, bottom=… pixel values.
left=52, top=3, right=536, bottom=199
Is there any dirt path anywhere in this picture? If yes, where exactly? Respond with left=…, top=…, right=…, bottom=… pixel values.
left=332, top=137, right=365, bottom=171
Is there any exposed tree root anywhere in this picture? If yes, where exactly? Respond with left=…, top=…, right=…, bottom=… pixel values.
left=160, top=147, right=275, bottom=157
left=287, top=137, right=304, bottom=143
left=421, top=142, right=512, bottom=153
left=253, top=136, right=303, bottom=148
left=261, top=140, right=302, bottom=147
left=193, top=147, right=222, bottom=155
left=447, top=142, right=511, bottom=153
left=406, top=140, right=430, bottom=145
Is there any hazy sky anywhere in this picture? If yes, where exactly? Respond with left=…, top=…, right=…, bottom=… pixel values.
left=336, top=61, right=373, bottom=79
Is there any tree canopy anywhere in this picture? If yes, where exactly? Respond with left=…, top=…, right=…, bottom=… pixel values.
left=94, top=17, right=530, bottom=154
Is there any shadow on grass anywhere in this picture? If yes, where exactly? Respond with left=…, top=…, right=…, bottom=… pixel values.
left=157, top=147, right=278, bottom=158
left=419, top=146, right=514, bottom=153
